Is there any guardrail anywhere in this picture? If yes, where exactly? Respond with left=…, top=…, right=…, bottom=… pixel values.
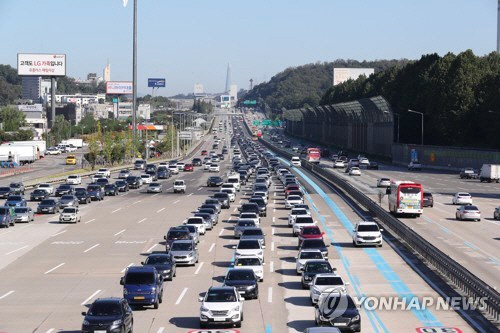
left=247, top=120, right=500, bottom=325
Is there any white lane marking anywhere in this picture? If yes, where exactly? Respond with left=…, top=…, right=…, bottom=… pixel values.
left=267, top=287, right=272, bottom=303
left=270, top=261, right=274, bottom=272
left=114, top=229, right=126, bottom=236
left=173, top=199, right=180, bottom=204
left=83, top=244, right=99, bottom=253
left=44, top=263, right=65, bottom=274
left=157, top=208, right=165, bottom=213
left=45, top=329, right=54, bottom=333
left=208, top=243, right=215, bottom=252
left=111, top=208, right=122, bottom=213
left=157, top=328, right=165, bottom=333
left=233, top=207, right=237, bottom=212
left=175, top=287, right=188, bottom=305
left=84, top=218, right=95, bottom=224
left=0, top=230, right=12, bottom=236
left=81, top=289, right=101, bottom=305
left=137, top=218, right=147, bottom=224
left=166, top=187, right=172, bottom=190
left=121, top=263, right=134, bottom=273
left=219, top=228, right=224, bottom=236
left=195, top=262, right=204, bottom=274
left=271, top=242, right=275, bottom=251
left=133, top=200, right=142, bottom=204
left=146, top=244, right=158, bottom=253
left=197, top=187, right=203, bottom=191
left=187, top=193, right=193, bottom=197
left=152, top=193, right=159, bottom=197
left=52, top=230, right=66, bottom=237
left=0, top=290, right=15, bottom=300
left=239, top=199, right=243, bottom=204
left=272, top=227, right=275, bottom=235
left=5, top=245, right=28, bottom=255
left=272, top=217, right=275, bottom=223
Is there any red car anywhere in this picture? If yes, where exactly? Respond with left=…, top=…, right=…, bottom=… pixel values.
left=184, top=164, right=194, bottom=172
left=285, top=184, right=301, bottom=198
left=201, top=150, right=208, bottom=156
left=297, top=226, right=324, bottom=247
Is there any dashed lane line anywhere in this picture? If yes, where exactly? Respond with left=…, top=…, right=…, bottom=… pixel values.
left=83, top=244, right=99, bottom=253
left=81, top=289, right=101, bottom=305
left=175, top=287, right=188, bottom=305
left=44, top=263, right=65, bottom=274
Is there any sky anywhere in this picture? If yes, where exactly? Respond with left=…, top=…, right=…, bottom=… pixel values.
left=0, top=0, right=497, bottom=96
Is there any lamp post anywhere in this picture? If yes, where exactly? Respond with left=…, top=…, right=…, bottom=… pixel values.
left=131, top=0, right=138, bottom=142
left=408, top=109, right=424, bottom=146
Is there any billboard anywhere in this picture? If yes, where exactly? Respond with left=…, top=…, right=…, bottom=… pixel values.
left=17, top=53, right=66, bottom=76
left=179, top=131, right=192, bottom=140
left=106, top=81, right=133, bottom=94
left=148, top=78, right=166, bottom=88
left=333, top=68, right=374, bottom=85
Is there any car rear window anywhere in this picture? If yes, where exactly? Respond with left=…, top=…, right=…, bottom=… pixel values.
left=125, top=272, right=155, bottom=284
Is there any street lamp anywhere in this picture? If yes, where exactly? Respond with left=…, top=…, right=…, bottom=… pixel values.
left=408, top=109, right=424, bottom=146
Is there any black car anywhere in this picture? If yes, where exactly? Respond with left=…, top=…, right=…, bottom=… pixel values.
left=164, top=228, right=192, bottom=252
left=55, top=184, right=74, bottom=197
left=104, top=184, right=119, bottom=196
left=192, top=158, right=202, bottom=166
left=115, top=180, right=129, bottom=192
left=37, top=199, right=60, bottom=214
left=207, top=176, right=224, bottom=187
left=301, top=260, right=334, bottom=289
left=238, top=203, right=260, bottom=215
left=218, top=153, right=225, bottom=161
left=367, top=162, right=379, bottom=170
left=145, top=164, right=157, bottom=173
left=30, top=189, right=50, bottom=201
left=223, top=268, right=259, bottom=299
left=95, top=178, right=109, bottom=189
left=423, top=192, right=434, bottom=208
left=74, top=188, right=91, bottom=204
left=0, top=187, right=12, bottom=199
left=146, top=170, right=158, bottom=181
left=315, top=294, right=361, bottom=331
left=157, top=166, right=171, bottom=179
left=142, top=253, right=176, bottom=281
left=87, top=185, right=104, bottom=201
left=126, top=176, right=140, bottom=189
left=249, top=197, right=267, bottom=217
left=81, top=298, right=133, bottom=333
left=299, top=239, right=329, bottom=259
left=212, top=192, right=230, bottom=208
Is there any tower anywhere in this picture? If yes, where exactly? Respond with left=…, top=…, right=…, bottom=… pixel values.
left=103, top=61, right=111, bottom=82
left=249, top=78, right=253, bottom=90
left=225, top=63, right=231, bottom=93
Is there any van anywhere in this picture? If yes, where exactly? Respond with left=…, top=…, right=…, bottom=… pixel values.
left=120, top=266, right=164, bottom=309
left=227, top=174, right=241, bottom=191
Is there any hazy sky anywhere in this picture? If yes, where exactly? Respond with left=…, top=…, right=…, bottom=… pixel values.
left=0, top=0, right=496, bottom=96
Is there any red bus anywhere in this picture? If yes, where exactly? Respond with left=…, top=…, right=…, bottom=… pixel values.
left=387, top=181, right=424, bottom=217
left=306, top=148, right=321, bottom=164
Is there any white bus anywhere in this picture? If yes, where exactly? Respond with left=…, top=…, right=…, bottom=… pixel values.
left=387, top=181, right=423, bottom=217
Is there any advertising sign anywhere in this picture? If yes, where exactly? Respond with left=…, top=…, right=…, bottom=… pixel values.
left=179, top=131, right=192, bottom=140
left=17, top=53, right=66, bottom=76
left=148, top=78, right=166, bottom=88
left=106, top=81, right=133, bottom=95
left=333, top=68, right=374, bottom=86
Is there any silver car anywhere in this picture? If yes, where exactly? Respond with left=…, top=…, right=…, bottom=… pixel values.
left=59, top=207, right=81, bottom=223
left=14, top=207, right=34, bottom=223
left=239, top=212, right=260, bottom=226
left=456, top=205, right=481, bottom=221
left=295, top=249, right=325, bottom=274
left=234, top=219, right=257, bottom=238
left=118, top=169, right=130, bottom=179
left=309, top=273, right=349, bottom=304
left=59, top=195, right=79, bottom=208
left=169, top=240, right=199, bottom=266
left=184, top=225, right=200, bottom=244
left=147, top=182, right=162, bottom=193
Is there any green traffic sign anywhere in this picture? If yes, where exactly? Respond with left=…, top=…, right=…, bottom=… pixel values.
left=112, top=98, right=119, bottom=103
left=262, top=119, right=271, bottom=126
left=243, top=100, right=257, bottom=105
left=253, top=120, right=261, bottom=126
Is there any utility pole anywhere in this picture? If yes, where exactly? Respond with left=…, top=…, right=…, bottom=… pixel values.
left=132, top=0, right=138, bottom=142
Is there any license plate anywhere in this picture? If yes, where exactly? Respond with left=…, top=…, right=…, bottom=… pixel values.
left=238, top=291, right=245, bottom=294
left=213, top=317, right=225, bottom=321
left=408, top=206, right=413, bottom=209
left=95, top=331, right=106, bottom=333
left=334, top=323, right=347, bottom=326
left=134, top=296, right=145, bottom=300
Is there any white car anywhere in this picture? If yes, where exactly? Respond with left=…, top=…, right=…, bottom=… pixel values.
left=349, top=167, right=361, bottom=176
left=176, top=162, right=185, bottom=170
left=45, top=147, right=61, bottom=155
left=456, top=205, right=481, bottom=221
left=169, top=165, right=179, bottom=174
left=66, top=175, right=82, bottom=185
left=376, top=178, right=391, bottom=187
left=352, top=221, right=383, bottom=247
left=290, top=156, right=301, bottom=167
left=211, top=156, right=220, bottom=162
left=220, top=188, right=235, bottom=202
left=309, top=273, right=349, bottom=304
left=239, top=212, right=260, bottom=226
left=209, top=164, right=220, bottom=172
left=285, top=195, right=304, bottom=209
left=288, top=207, right=310, bottom=227
left=359, top=158, right=370, bottom=166
left=295, top=249, right=325, bottom=274
left=221, top=183, right=238, bottom=195
left=233, top=255, right=264, bottom=282
left=333, top=160, right=345, bottom=168
left=183, top=216, right=206, bottom=235
left=292, top=215, right=316, bottom=236
left=252, top=191, right=268, bottom=204
left=59, top=207, right=81, bottom=224
left=159, top=162, right=169, bottom=166
left=91, top=174, right=106, bottom=183
left=204, top=163, right=212, bottom=170
left=199, top=287, right=244, bottom=328
left=140, top=174, right=153, bottom=184
left=233, top=239, right=264, bottom=262
left=97, top=168, right=111, bottom=178
left=37, top=183, right=54, bottom=194
left=452, top=192, right=473, bottom=205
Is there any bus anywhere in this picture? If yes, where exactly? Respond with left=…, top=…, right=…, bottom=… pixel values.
left=306, top=148, right=321, bottom=164
left=387, top=181, right=423, bottom=217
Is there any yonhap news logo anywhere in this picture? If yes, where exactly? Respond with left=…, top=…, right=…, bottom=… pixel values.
left=318, top=288, right=349, bottom=319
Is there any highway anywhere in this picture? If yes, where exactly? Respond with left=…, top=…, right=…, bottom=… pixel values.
left=0, top=111, right=479, bottom=332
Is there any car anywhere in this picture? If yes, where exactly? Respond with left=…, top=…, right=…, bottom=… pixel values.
left=494, top=206, right=500, bottom=220
left=207, top=176, right=224, bottom=187
left=59, top=207, right=81, bottom=223
left=145, top=163, right=157, bottom=173
left=293, top=204, right=311, bottom=215
left=164, top=227, right=192, bottom=252
left=30, top=189, right=50, bottom=201
left=118, top=169, right=130, bottom=179
left=120, top=266, right=164, bottom=309
left=204, top=198, right=222, bottom=213
left=303, top=327, right=341, bottom=333
left=249, top=197, right=267, bottom=217
left=5, top=195, right=27, bottom=208
left=234, top=219, right=257, bottom=238
left=66, top=175, right=81, bottom=185
left=238, top=203, right=259, bottom=216
left=183, top=216, right=206, bottom=235
left=169, top=239, right=199, bottom=265
left=183, top=164, right=194, bottom=172
left=0, top=206, right=14, bottom=227
left=183, top=224, right=200, bottom=244
left=115, top=180, right=130, bottom=192
left=298, top=225, right=324, bottom=246
left=9, top=182, right=25, bottom=195
left=58, top=195, right=79, bottom=208
left=333, top=160, right=345, bottom=168
left=368, top=161, right=379, bottom=170
left=87, top=184, right=104, bottom=201
left=126, top=175, right=141, bottom=189
left=199, top=287, right=244, bottom=328
left=140, top=174, right=153, bottom=184
left=201, top=150, right=208, bottom=155
left=104, top=184, right=119, bottom=196
left=65, top=155, right=77, bottom=165
left=37, top=199, right=60, bottom=214
left=97, top=168, right=111, bottom=178
left=352, top=221, right=383, bottom=247
left=376, top=178, right=391, bottom=187
left=349, top=167, right=361, bottom=176
left=194, top=212, right=214, bottom=230
left=157, top=166, right=171, bottom=179
left=233, top=255, right=264, bottom=282
left=145, top=182, right=161, bottom=193
left=173, top=180, right=186, bottom=193
left=221, top=188, right=236, bottom=202
left=234, top=239, right=264, bottom=262
left=91, top=174, right=106, bottom=184
left=213, top=192, right=231, bottom=208
left=168, top=164, right=180, bottom=174
left=309, top=273, right=349, bottom=304
left=240, top=227, right=266, bottom=248
left=452, top=192, right=473, bottom=205
left=290, top=156, right=301, bottom=167
left=315, top=293, right=361, bottom=331
left=408, top=161, right=422, bottom=171
left=456, top=205, right=481, bottom=221
left=423, top=191, right=434, bottom=207
left=95, top=178, right=110, bottom=189
left=204, top=162, right=212, bottom=171
left=176, top=162, right=185, bottom=170
left=460, top=167, right=477, bottom=179
left=223, top=268, right=259, bottom=299
left=146, top=170, right=158, bottom=181
left=37, top=183, right=54, bottom=195
left=142, top=253, right=176, bottom=281
left=74, top=188, right=91, bottom=204
left=292, top=215, right=316, bottom=236
left=45, top=147, right=61, bottom=155
left=13, top=207, right=34, bottom=223
left=299, top=238, right=329, bottom=259
left=211, top=156, right=220, bottom=163
left=209, top=164, right=220, bottom=172
left=55, top=184, right=75, bottom=197
left=285, top=195, right=304, bottom=209
left=197, top=208, right=219, bottom=225
left=81, top=298, right=133, bottom=333
left=288, top=207, right=311, bottom=226
left=134, top=159, right=146, bottom=170
left=296, top=249, right=325, bottom=274
left=192, top=158, right=203, bottom=166
left=301, top=260, right=335, bottom=289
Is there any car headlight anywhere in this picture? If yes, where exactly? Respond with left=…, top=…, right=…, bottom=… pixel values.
left=187, top=252, right=193, bottom=257
left=200, top=306, right=209, bottom=312
left=312, top=288, right=321, bottom=295
left=82, top=319, right=89, bottom=325
left=231, top=305, right=240, bottom=312
left=352, top=315, right=360, bottom=321
left=163, top=269, right=171, bottom=274
left=123, top=289, right=128, bottom=295
left=112, top=319, right=123, bottom=326
left=246, top=285, right=255, bottom=290
left=257, top=251, right=263, bottom=255
left=151, top=287, right=156, bottom=294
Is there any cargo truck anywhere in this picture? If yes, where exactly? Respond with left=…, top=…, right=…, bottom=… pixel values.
left=7, top=141, right=46, bottom=157
left=61, top=139, right=83, bottom=148
left=0, top=145, right=37, bottom=164
left=479, top=164, right=500, bottom=182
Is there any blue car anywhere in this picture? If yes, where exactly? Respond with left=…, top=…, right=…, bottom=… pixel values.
left=5, top=195, right=27, bottom=208
left=0, top=206, right=14, bottom=227
left=120, top=266, right=164, bottom=309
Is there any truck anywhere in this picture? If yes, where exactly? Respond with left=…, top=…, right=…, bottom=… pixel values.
left=0, top=145, right=37, bottom=164
left=61, top=138, right=83, bottom=148
left=7, top=141, right=46, bottom=157
left=479, top=164, right=500, bottom=182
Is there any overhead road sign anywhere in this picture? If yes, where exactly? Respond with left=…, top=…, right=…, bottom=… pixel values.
left=148, top=78, right=166, bottom=88
left=106, top=81, right=133, bottom=94
left=179, top=131, right=192, bottom=140
left=243, top=100, right=257, bottom=105
left=17, top=53, right=66, bottom=76
left=262, top=119, right=272, bottom=126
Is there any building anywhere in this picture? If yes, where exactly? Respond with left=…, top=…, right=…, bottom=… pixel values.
left=16, top=104, right=46, bottom=140
left=47, top=103, right=82, bottom=125
left=47, top=94, right=105, bottom=106
left=103, top=62, right=111, bottom=82
left=333, top=68, right=374, bottom=86
left=21, top=76, right=55, bottom=103
left=86, top=103, right=113, bottom=119
left=229, top=84, right=238, bottom=103
left=138, top=104, right=151, bottom=120
left=116, top=103, right=151, bottom=120
left=194, top=83, right=204, bottom=96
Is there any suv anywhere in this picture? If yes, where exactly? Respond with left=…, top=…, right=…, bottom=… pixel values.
left=120, top=266, right=164, bottom=309
left=169, top=239, right=199, bottom=266
left=134, top=159, right=146, bottom=170
left=173, top=180, right=186, bottom=193
left=164, top=227, right=192, bottom=252
left=292, top=216, right=316, bottom=236
left=352, top=221, right=383, bottom=247
left=199, top=287, right=244, bottom=328
left=87, top=185, right=104, bottom=201
left=81, top=298, right=133, bottom=333
left=423, top=192, right=434, bottom=208
left=0, top=207, right=14, bottom=227
left=9, top=182, right=25, bottom=195
left=234, top=239, right=264, bottom=262
left=460, top=167, right=477, bottom=179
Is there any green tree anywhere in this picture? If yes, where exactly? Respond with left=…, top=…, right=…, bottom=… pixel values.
left=102, top=132, right=113, bottom=164
left=86, top=134, right=100, bottom=170
left=0, top=106, right=26, bottom=131
left=50, top=115, right=71, bottom=143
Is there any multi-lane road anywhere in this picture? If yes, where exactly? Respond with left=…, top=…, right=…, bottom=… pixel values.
left=0, top=111, right=485, bottom=332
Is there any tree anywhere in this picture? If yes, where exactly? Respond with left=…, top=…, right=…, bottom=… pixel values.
left=86, top=134, right=100, bottom=170
left=102, top=132, right=113, bottom=164
left=0, top=106, right=26, bottom=131
left=50, top=115, right=71, bottom=143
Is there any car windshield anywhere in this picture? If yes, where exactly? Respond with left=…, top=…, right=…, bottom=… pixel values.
left=61, top=195, right=74, bottom=200
left=226, top=270, right=254, bottom=280
left=88, top=302, right=121, bottom=316
left=240, top=213, right=256, bottom=218
left=104, top=185, right=115, bottom=189
left=41, top=199, right=56, bottom=205
left=288, top=196, right=301, bottom=201
left=185, top=225, right=196, bottom=233
left=14, top=208, right=28, bottom=213
left=0, top=187, right=10, bottom=191
left=295, top=217, right=313, bottom=224
left=59, top=185, right=71, bottom=189
left=316, top=276, right=343, bottom=285
left=174, top=181, right=184, bottom=185
left=8, top=196, right=22, bottom=201
left=145, top=255, right=170, bottom=265
left=150, top=183, right=160, bottom=187
left=302, top=239, right=326, bottom=248
left=358, top=224, right=379, bottom=232
left=237, top=221, right=256, bottom=227
left=186, top=218, right=203, bottom=225
left=125, top=272, right=155, bottom=284
left=305, top=262, right=332, bottom=273
left=238, top=240, right=260, bottom=249
left=242, top=229, right=263, bottom=236
left=205, top=199, right=218, bottom=205
left=199, top=209, right=214, bottom=214
left=68, top=176, right=78, bottom=179
left=300, top=251, right=323, bottom=259
left=10, top=183, right=21, bottom=188
left=236, top=258, right=261, bottom=266
left=0, top=208, right=8, bottom=215
left=458, top=193, right=471, bottom=197
left=63, top=208, right=76, bottom=213
left=423, top=192, right=432, bottom=197
left=214, top=193, right=227, bottom=199
left=400, top=187, right=421, bottom=194
left=171, top=242, right=193, bottom=251
left=168, top=231, right=189, bottom=239
left=464, top=206, right=479, bottom=210
left=141, top=175, right=150, bottom=179
left=33, top=189, right=47, bottom=195
left=303, top=228, right=321, bottom=235
left=87, top=185, right=100, bottom=191
left=205, top=290, right=237, bottom=302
